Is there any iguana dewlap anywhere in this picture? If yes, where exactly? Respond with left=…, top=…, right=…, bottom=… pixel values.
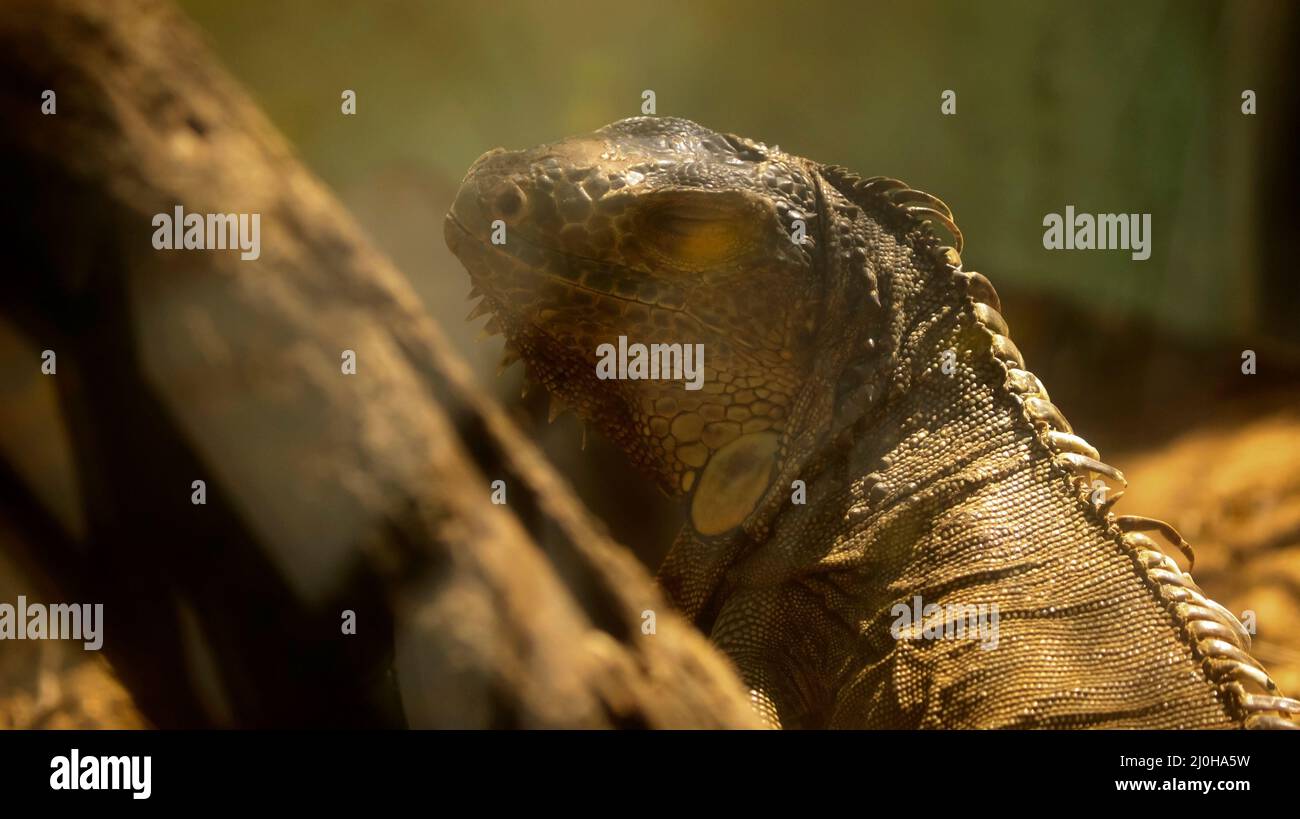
left=444, top=116, right=1298, bottom=729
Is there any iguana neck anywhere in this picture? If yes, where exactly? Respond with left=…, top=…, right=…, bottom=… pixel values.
left=821, top=315, right=1237, bottom=724
left=659, top=177, right=963, bottom=623
left=725, top=181, right=1251, bottom=727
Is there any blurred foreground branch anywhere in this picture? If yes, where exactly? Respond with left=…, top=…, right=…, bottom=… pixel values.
left=0, top=0, right=756, bottom=728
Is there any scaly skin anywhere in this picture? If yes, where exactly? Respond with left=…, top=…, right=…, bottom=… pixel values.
left=445, top=117, right=1299, bottom=729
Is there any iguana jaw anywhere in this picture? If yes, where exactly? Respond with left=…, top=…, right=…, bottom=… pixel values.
left=444, top=118, right=825, bottom=502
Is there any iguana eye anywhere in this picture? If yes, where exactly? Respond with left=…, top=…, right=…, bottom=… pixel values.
left=635, top=190, right=763, bottom=268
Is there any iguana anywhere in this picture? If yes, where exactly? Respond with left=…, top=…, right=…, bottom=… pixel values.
left=444, top=116, right=1299, bottom=729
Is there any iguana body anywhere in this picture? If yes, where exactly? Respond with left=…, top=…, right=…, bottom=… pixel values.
left=445, top=117, right=1299, bottom=729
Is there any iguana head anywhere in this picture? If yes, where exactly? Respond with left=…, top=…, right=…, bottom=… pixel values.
left=445, top=117, right=828, bottom=519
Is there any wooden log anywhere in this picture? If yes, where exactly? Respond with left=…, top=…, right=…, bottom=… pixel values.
left=0, top=0, right=757, bottom=728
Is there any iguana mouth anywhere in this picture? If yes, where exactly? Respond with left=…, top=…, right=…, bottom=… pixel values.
left=446, top=211, right=681, bottom=309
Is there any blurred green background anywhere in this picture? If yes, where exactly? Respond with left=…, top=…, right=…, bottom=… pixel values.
left=178, top=0, right=1294, bottom=343
left=171, top=0, right=1299, bottom=567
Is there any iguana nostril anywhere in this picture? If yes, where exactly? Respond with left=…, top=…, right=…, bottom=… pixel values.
left=494, top=182, right=527, bottom=219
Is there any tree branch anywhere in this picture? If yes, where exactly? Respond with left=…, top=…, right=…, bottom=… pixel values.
left=0, top=0, right=757, bottom=728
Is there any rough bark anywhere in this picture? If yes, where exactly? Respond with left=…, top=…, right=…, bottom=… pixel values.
left=0, top=0, right=757, bottom=728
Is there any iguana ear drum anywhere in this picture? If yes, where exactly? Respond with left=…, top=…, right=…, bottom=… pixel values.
left=690, top=431, right=780, bottom=535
